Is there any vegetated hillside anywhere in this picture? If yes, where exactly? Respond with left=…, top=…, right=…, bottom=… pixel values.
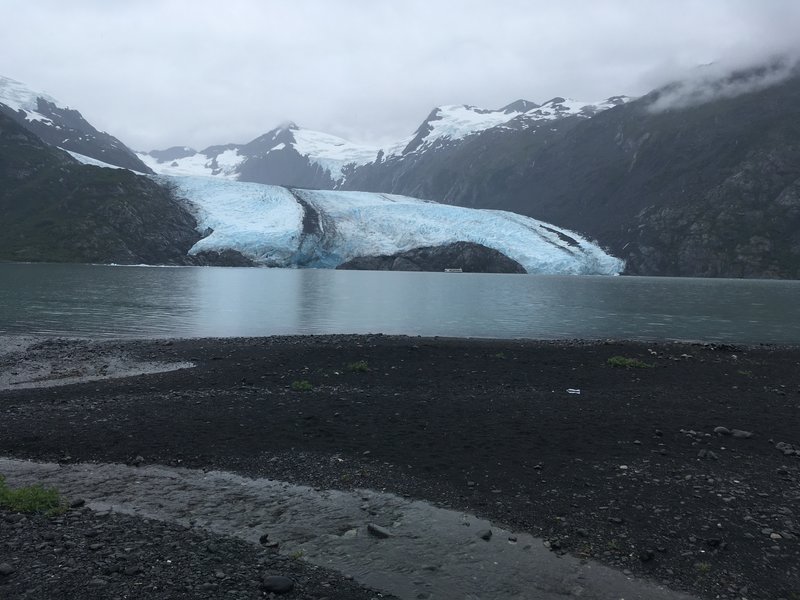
left=343, top=67, right=800, bottom=278
left=0, top=112, right=200, bottom=264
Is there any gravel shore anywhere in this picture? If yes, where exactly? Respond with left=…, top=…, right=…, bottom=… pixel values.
left=1, top=335, right=799, bottom=599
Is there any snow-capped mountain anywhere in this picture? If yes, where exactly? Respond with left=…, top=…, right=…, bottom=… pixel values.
left=0, top=76, right=151, bottom=173
left=138, top=95, right=630, bottom=189
left=138, top=121, right=379, bottom=187
left=166, top=175, right=623, bottom=274
left=390, top=96, right=631, bottom=157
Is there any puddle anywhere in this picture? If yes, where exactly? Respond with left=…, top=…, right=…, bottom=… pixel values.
left=0, top=458, right=695, bottom=600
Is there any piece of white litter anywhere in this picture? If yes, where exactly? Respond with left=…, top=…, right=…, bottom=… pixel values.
left=566, top=388, right=581, bottom=395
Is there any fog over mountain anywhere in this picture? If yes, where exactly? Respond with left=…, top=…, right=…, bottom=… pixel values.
left=1, top=1, right=799, bottom=150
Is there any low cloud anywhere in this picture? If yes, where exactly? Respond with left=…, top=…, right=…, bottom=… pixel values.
left=646, top=54, right=800, bottom=113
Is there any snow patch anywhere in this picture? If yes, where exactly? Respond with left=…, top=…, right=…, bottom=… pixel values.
left=137, top=149, right=244, bottom=179
left=291, top=128, right=379, bottom=180
left=0, top=75, right=61, bottom=123
left=64, top=149, right=132, bottom=170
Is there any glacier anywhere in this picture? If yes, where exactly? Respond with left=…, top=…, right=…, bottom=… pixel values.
left=168, top=175, right=624, bottom=275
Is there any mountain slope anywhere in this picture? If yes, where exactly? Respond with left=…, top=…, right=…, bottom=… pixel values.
left=137, top=122, right=378, bottom=188
left=0, top=76, right=152, bottom=173
left=0, top=112, right=198, bottom=264
left=139, top=97, right=628, bottom=191
left=339, top=97, right=630, bottom=202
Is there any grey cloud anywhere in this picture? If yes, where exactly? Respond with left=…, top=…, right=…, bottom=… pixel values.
left=646, top=56, right=800, bottom=113
left=1, top=0, right=799, bottom=150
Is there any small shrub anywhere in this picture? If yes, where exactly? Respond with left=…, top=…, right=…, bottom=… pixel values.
left=346, top=360, right=369, bottom=373
left=290, top=379, right=313, bottom=392
left=695, top=561, right=712, bottom=574
left=0, top=475, right=66, bottom=515
left=607, top=356, right=653, bottom=369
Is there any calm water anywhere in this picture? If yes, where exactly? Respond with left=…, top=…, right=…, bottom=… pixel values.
left=0, top=263, right=798, bottom=344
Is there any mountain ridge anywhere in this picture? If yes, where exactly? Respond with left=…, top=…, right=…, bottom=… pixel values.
left=136, top=95, right=630, bottom=188
left=0, top=76, right=152, bottom=173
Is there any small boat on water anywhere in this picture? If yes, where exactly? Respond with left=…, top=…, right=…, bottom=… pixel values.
left=444, top=268, right=463, bottom=273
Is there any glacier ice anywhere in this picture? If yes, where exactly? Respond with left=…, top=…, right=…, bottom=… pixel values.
left=168, top=175, right=624, bottom=275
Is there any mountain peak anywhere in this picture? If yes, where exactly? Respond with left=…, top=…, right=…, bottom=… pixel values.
left=277, top=120, right=298, bottom=131
left=501, top=99, right=539, bottom=113
left=0, top=75, right=61, bottom=120
left=0, top=74, right=151, bottom=173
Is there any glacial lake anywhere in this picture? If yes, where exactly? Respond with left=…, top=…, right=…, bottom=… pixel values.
left=1, top=262, right=799, bottom=344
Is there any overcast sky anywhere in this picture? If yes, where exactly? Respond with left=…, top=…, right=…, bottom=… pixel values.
left=2, top=0, right=799, bottom=151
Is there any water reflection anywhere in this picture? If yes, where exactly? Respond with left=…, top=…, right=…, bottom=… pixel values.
left=0, top=263, right=798, bottom=344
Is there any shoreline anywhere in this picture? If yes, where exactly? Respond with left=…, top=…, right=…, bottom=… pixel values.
left=1, top=335, right=799, bottom=598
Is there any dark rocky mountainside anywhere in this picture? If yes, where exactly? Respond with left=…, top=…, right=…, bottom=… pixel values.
left=236, top=124, right=338, bottom=188
left=0, top=99, right=152, bottom=174
left=340, top=99, right=615, bottom=204
left=336, top=241, right=527, bottom=273
left=341, top=66, right=800, bottom=278
left=0, top=113, right=199, bottom=265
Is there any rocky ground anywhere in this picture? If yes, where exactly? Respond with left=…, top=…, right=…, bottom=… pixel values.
left=0, top=504, right=387, bottom=599
left=1, top=335, right=799, bottom=599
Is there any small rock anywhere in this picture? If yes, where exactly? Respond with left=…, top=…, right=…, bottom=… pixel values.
left=89, top=543, right=104, bottom=551
left=639, top=550, right=655, bottom=562
left=69, top=498, right=86, bottom=509
left=0, top=562, right=14, bottom=577
left=697, top=449, right=719, bottom=460
left=259, top=533, right=270, bottom=545
left=477, top=529, right=493, bottom=541
left=367, top=523, right=392, bottom=539
left=261, top=575, right=295, bottom=594
left=608, top=517, right=624, bottom=525
left=713, top=426, right=731, bottom=435
left=731, top=429, right=753, bottom=439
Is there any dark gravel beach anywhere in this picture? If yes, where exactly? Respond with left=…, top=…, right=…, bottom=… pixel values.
left=1, top=335, right=799, bottom=599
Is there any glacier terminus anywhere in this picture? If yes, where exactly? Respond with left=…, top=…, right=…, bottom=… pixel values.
left=169, top=175, right=624, bottom=275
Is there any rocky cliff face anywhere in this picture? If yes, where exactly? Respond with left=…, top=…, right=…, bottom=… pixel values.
left=336, top=241, right=527, bottom=273
left=0, top=113, right=200, bottom=265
